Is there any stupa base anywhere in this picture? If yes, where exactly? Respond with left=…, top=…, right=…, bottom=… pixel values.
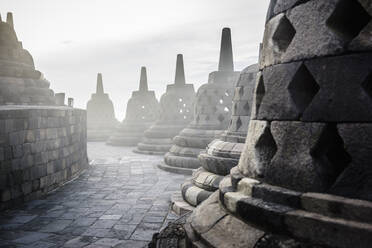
left=184, top=169, right=372, bottom=248
left=157, top=162, right=194, bottom=175
left=106, top=135, right=141, bottom=146
left=171, top=192, right=195, bottom=215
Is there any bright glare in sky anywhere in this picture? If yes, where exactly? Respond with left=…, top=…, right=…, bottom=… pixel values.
left=2, top=0, right=269, bottom=119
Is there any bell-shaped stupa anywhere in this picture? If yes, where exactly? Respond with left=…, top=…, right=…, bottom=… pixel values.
left=86, top=73, right=118, bottom=141
left=107, top=67, right=160, bottom=146
left=0, top=13, right=55, bottom=105
left=185, top=1, right=372, bottom=247
left=160, top=28, right=241, bottom=174
left=134, top=54, right=195, bottom=154
left=172, top=64, right=258, bottom=213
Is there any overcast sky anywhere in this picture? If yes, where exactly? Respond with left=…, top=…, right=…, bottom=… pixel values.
left=2, top=0, right=270, bottom=120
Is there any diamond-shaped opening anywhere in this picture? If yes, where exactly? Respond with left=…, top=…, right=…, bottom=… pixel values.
left=288, top=64, right=320, bottom=114
left=236, top=117, right=242, bottom=130
left=326, top=0, right=371, bottom=42
left=238, top=87, right=244, bottom=97
left=272, top=15, right=296, bottom=52
left=310, top=124, right=352, bottom=189
left=243, top=101, right=250, bottom=112
left=254, top=126, right=278, bottom=178
left=254, top=74, right=266, bottom=116
left=361, top=72, right=372, bottom=99
left=217, top=114, right=225, bottom=123
left=233, top=103, right=238, bottom=113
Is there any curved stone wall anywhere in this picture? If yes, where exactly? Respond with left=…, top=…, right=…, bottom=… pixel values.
left=0, top=106, right=88, bottom=210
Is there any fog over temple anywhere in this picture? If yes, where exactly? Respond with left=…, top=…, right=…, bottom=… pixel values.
left=1, top=1, right=372, bottom=248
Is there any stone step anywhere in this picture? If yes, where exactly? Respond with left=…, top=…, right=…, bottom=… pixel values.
left=163, top=153, right=201, bottom=170
left=198, top=152, right=238, bottom=175
left=171, top=192, right=195, bottom=215
left=220, top=180, right=372, bottom=248
left=133, top=148, right=166, bottom=155
left=157, top=162, right=194, bottom=175
left=181, top=181, right=214, bottom=207
left=191, top=168, right=224, bottom=191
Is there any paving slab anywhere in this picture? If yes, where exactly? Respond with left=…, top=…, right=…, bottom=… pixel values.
left=0, top=142, right=188, bottom=247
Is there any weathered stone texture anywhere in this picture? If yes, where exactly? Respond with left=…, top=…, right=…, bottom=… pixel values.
left=182, top=1, right=372, bottom=248
left=0, top=106, right=88, bottom=210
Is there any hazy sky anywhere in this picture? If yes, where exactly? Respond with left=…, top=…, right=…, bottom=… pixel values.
left=2, top=0, right=270, bottom=119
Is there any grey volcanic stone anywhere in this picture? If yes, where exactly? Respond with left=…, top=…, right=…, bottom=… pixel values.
left=86, top=73, right=118, bottom=141
left=163, top=28, right=240, bottom=172
left=107, top=67, right=159, bottom=146
left=135, top=55, right=195, bottom=154
left=260, top=0, right=372, bottom=68
left=171, top=64, right=258, bottom=210
left=302, top=53, right=372, bottom=122
left=182, top=1, right=372, bottom=247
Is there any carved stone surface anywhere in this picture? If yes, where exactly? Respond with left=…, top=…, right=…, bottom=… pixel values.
left=0, top=13, right=55, bottom=105
left=161, top=28, right=241, bottom=173
left=134, top=54, right=195, bottom=154
left=0, top=15, right=88, bottom=210
left=86, top=73, right=118, bottom=141
left=107, top=67, right=159, bottom=146
left=184, top=1, right=372, bottom=247
left=176, top=64, right=258, bottom=210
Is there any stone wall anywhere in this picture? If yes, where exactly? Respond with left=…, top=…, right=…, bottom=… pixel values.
left=0, top=105, right=88, bottom=210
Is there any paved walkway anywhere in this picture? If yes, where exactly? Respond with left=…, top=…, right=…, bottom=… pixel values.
left=0, top=142, right=188, bottom=248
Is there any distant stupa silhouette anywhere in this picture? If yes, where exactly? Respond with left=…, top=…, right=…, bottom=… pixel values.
left=134, top=54, right=196, bottom=154
left=0, top=12, right=55, bottom=105
left=107, top=67, right=160, bottom=146
left=160, top=28, right=241, bottom=174
left=86, top=73, right=118, bottom=141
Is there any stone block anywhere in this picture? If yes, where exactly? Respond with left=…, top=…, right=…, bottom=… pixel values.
left=328, top=123, right=372, bottom=201
left=301, top=192, right=372, bottom=224
left=255, top=62, right=304, bottom=120
left=285, top=210, right=372, bottom=248
left=302, top=53, right=372, bottom=122
left=267, top=121, right=335, bottom=192
left=238, top=120, right=275, bottom=178
left=252, top=183, right=302, bottom=209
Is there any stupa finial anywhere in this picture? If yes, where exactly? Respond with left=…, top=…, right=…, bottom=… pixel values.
left=175, top=54, right=186, bottom=85
left=6, top=12, right=14, bottom=28
left=139, top=67, right=148, bottom=92
left=96, top=73, right=104, bottom=94
left=218, top=27, right=234, bottom=72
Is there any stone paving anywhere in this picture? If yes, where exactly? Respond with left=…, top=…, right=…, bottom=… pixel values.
left=0, top=142, right=188, bottom=248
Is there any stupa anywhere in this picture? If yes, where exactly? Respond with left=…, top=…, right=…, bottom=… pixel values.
left=184, top=1, right=372, bottom=247
left=0, top=13, right=55, bottom=105
left=86, top=73, right=118, bottom=141
left=160, top=28, right=240, bottom=174
left=134, top=54, right=195, bottom=155
left=107, top=67, right=159, bottom=146
left=0, top=13, right=88, bottom=210
left=173, top=63, right=258, bottom=213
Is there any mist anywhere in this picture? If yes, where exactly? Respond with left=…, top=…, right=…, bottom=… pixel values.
left=2, top=0, right=270, bottom=120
